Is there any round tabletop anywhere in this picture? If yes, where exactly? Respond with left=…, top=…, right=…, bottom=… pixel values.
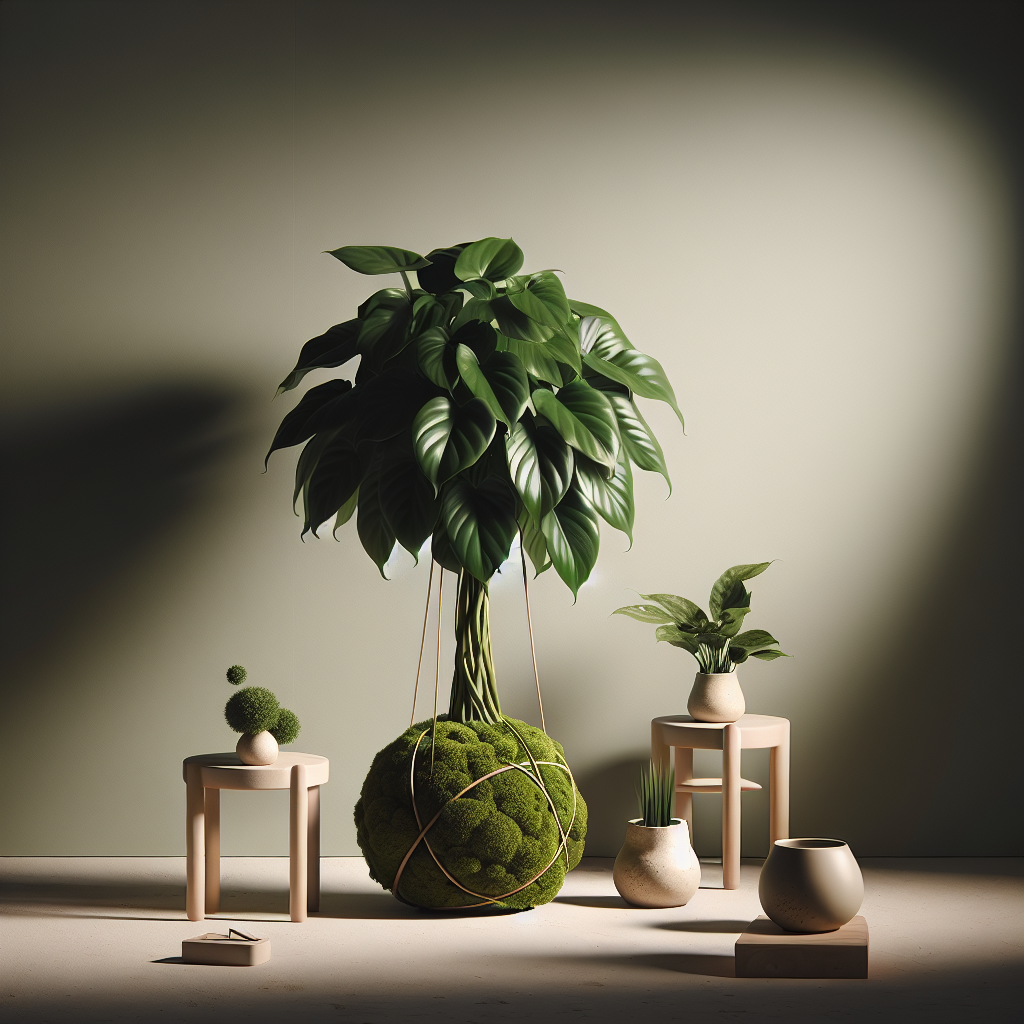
left=182, top=752, right=329, bottom=791
left=652, top=714, right=788, bottom=750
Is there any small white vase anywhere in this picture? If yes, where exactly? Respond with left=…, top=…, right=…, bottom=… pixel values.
left=613, top=818, right=701, bottom=908
left=236, top=731, right=279, bottom=766
left=687, top=672, right=745, bottom=723
left=758, top=839, right=864, bottom=932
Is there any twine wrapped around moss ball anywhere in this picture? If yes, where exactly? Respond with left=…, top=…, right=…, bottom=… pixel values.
left=270, top=708, right=301, bottom=745
left=225, top=686, right=280, bottom=735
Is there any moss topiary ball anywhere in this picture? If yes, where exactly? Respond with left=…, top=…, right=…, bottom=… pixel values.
left=225, top=687, right=280, bottom=734
left=270, top=708, right=301, bottom=745
left=226, top=664, right=247, bottom=686
left=355, top=716, right=587, bottom=910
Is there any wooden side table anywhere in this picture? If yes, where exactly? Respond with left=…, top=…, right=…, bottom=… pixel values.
left=182, top=751, right=329, bottom=923
left=651, top=714, right=789, bottom=890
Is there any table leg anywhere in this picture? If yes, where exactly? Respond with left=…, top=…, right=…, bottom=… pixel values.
left=289, top=763, right=308, bottom=922
left=722, top=723, right=741, bottom=890
left=204, top=788, right=220, bottom=915
left=307, top=785, right=321, bottom=914
left=185, top=764, right=205, bottom=922
left=769, top=721, right=790, bottom=844
left=674, top=747, right=694, bottom=845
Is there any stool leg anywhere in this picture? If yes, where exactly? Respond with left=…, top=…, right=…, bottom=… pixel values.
left=722, top=723, right=741, bottom=890
left=674, top=748, right=694, bottom=846
left=185, top=764, right=205, bottom=922
left=289, top=763, right=308, bottom=922
left=770, top=722, right=790, bottom=844
left=307, top=785, right=321, bottom=914
left=204, top=788, right=220, bottom=915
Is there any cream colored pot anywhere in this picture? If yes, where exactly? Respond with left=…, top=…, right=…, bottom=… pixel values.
left=613, top=818, right=701, bottom=908
left=687, top=671, right=745, bottom=723
left=236, top=730, right=279, bottom=766
left=758, top=838, right=864, bottom=932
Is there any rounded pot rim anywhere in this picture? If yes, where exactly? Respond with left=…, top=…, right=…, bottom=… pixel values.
left=773, top=838, right=849, bottom=850
left=627, top=817, right=685, bottom=829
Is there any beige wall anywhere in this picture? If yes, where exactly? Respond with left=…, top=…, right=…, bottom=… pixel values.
left=2, top=2, right=1019, bottom=858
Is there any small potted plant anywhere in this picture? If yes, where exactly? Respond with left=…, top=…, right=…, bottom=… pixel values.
left=613, top=562, right=789, bottom=722
left=222, top=665, right=302, bottom=766
left=613, top=761, right=700, bottom=908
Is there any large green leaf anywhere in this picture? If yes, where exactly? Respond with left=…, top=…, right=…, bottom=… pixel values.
left=506, top=417, right=574, bottom=524
left=655, top=624, right=700, bottom=652
left=501, top=334, right=564, bottom=386
left=639, top=594, right=707, bottom=629
left=355, top=457, right=396, bottom=576
left=750, top=648, right=790, bottom=661
left=612, top=603, right=675, bottom=624
left=451, top=319, right=497, bottom=360
left=265, top=380, right=354, bottom=467
left=451, top=297, right=495, bottom=332
left=541, top=483, right=600, bottom=599
left=417, top=326, right=456, bottom=389
left=532, top=382, right=619, bottom=473
left=718, top=605, right=752, bottom=637
left=583, top=346, right=684, bottom=427
left=411, top=396, right=495, bottom=488
left=352, top=369, right=435, bottom=442
left=276, top=319, right=360, bottom=395
left=455, top=346, right=529, bottom=428
left=418, top=244, right=469, bottom=294
left=569, top=299, right=617, bottom=321
left=439, top=475, right=518, bottom=582
left=302, top=434, right=362, bottom=536
left=357, top=291, right=414, bottom=368
left=430, top=519, right=463, bottom=573
left=491, top=295, right=553, bottom=343
left=327, top=245, right=430, bottom=275
left=709, top=562, right=771, bottom=618
left=332, top=487, right=359, bottom=534
left=517, top=507, right=551, bottom=577
left=730, top=629, right=781, bottom=652
left=506, top=271, right=570, bottom=330
left=578, top=316, right=633, bottom=359
left=574, top=452, right=634, bottom=544
left=607, top=394, right=670, bottom=491
left=454, top=237, right=525, bottom=283
left=378, top=447, right=440, bottom=559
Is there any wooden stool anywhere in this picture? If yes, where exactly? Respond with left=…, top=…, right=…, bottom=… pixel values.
left=651, top=714, right=789, bottom=889
left=182, top=752, right=329, bottom=922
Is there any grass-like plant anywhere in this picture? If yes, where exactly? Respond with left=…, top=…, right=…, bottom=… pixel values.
left=614, top=562, right=789, bottom=674
left=222, top=666, right=301, bottom=743
left=637, top=761, right=675, bottom=828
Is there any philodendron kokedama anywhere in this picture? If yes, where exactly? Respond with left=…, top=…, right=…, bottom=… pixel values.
left=267, top=237, right=682, bottom=908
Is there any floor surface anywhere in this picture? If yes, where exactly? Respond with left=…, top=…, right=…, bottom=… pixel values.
left=2, top=857, right=1021, bottom=1023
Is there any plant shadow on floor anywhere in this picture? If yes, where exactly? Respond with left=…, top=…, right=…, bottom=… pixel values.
left=554, top=895, right=631, bottom=909
left=653, top=919, right=752, bottom=933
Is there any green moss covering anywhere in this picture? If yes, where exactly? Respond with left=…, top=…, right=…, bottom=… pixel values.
left=226, top=664, right=247, bottom=686
left=270, top=708, right=301, bottom=745
left=354, top=716, right=587, bottom=910
left=224, top=686, right=280, bottom=734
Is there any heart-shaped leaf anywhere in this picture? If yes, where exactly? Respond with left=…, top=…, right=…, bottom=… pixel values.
left=303, top=434, right=363, bottom=536
left=719, top=605, right=752, bottom=637
left=378, top=446, right=441, bottom=559
left=583, top=347, right=684, bottom=427
left=501, top=334, right=564, bottom=386
left=574, top=451, right=634, bottom=544
left=541, top=482, right=600, bottom=600
left=440, top=474, right=518, bottom=582
left=640, top=593, right=706, bottom=629
left=327, top=245, right=430, bottom=275
left=355, top=456, right=396, bottom=576
left=507, top=283, right=564, bottom=329
left=709, top=563, right=771, bottom=618
left=506, top=416, right=574, bottom=525
left=412, top=397, right=496, bottom=488
left=276, top=320, right=361, bottom=395
left=455, top=346, right=529, bottom=428
left=417, top=326, right=457, bottom=389
left=655, top=624, right=699, bottom=652
left=612, top=604, right=676, bottom=624
left=569, top=299, right=617, bottom=321
left=607, top=394, right=670, bottom=492
left=491, top=295, right=553, bottom=343
left=454, top=237, right=525, bottom=282
left=578, top=316, right=633, bottom=358
left=451, top=297, right=495, bottom=333
left=332, top=487, right=359, bottom=534
left=430, top=519, right=463, bottom=573
left=451, top=320, right=497, bottom=361
left=730, top=629, right=780, bottom=651
left=352, top=369, right=435, bottom=443
left=749, top=648, right=790, bottom=661
left=532, top=383, right=619, bottom=473
left=265, top=380, right=354, bottom=467
left=418, top=244, right=470, bottom=294
left=518, top=507, right=551, bottom=577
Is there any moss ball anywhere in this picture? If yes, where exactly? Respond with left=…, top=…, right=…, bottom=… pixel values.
left=270, top=708, right=301, bottom=745
left=354, top=716, right=588, bottom=910
left=226, top=665, right=247, bottom=686
left=225, top=687, right=280, bottom=734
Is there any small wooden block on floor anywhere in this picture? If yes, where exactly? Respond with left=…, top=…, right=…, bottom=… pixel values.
left=735, top=915, right=868, bottom=979
left=182, top=931, right=271, bottom=966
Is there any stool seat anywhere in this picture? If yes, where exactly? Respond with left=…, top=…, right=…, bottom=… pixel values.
left=677, top=776, right=762, bottom=793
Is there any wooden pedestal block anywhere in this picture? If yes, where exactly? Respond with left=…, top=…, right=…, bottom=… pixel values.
left=182, top=931, right=271, bottom=966
left=735, top=915, right=868, bottom=978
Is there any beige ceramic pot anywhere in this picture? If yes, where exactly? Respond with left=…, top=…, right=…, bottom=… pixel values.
left=687, top=672, right=745, bottom=723
left=758, top=838, right=864, bottom=932
left=613, top=818, right=701, bottom=908
left=236, top=731, right=279, bottom=766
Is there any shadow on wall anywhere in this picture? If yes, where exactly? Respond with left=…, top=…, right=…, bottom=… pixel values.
left=574, top=757, right=646, bottom=857
left=0, top=381, right=245, bottom=682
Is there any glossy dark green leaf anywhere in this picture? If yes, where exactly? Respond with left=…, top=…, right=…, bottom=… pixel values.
left=569, top=299, right=617, bottom=321
left=276, top=320, right=360, bottom=395
left=455, top=346, right=529, bottom=428
left=265, top=380, right=354, bottom=467
left=352, top=369, right=435, bottom=442
left=607, top=394, right=670, bottom=491
left=583, top=347, right=684, bottom=427
left=454, top=237, right=525, bottom=282
left=332, top=487, right=359, bottom=534
left=417, top=326, right=456, bottom=389
left=541, top=483, right=600, bottom=600
left=430, top=519, right=463, bottom=573
left=730, top=629, right=780, bottom=651
left=451, top=297, right=495, bottom=332
left=327, top=245, right=430, bottom=275
left=518, top=508, right=551, bottom=577
left=501, top=334, right=564, bottom=386
left=378, top=447, right=440, bottom=559
left=410, top=293, right=446, bottom=335
left=460, top=278, right=498, bottom=301
left=356, top=457, right=396, bottom=576
left=655, top=624, right=699, bottom=652
left=612, top=604, right=675, bottom=624
left=574, top=452, right=634, bottom=544
left=418, top=244, right=469, bottom=294
left=506, top=417, right=574, bottom=525
left=639, top=594, right=706, bottom=630
left=718, top=605, right=752, bottom=637
left=411, top=396, right=495, bottom=488
left=709, top=562, right=771, bottom=618
left=357, top=292, right=413, bottom=368
left=750, top=648, right=790, bottom=661
left=578, top=315, right=633, bottom=359
left=451, top=320, right=497, bottom=361
left=507, top=281, right=564, bottom=329
left=532, top=382, right=618, bottom=473
left=491, top=295, right=553, bottom=343
left=440, top=474, right=518, bottom=582
left=303, top=434, right=362, bottom=537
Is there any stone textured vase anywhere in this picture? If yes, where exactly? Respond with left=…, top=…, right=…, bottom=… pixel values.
left=613, top=818, right=701, bottom=908
left=758, top=839, right=864, bottom=932
left=236, top=731, right=279, bottom=766
left=687, top=672, right=745, bottom=723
